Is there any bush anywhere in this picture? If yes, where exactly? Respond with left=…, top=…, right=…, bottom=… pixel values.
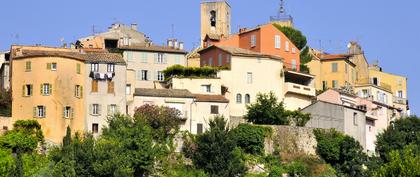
left=0, top=90, right=11, bottom=116
left=374, top=145, right=420, bottom=177
left=163, top=65, right=223, bottom=80
left=286, top=160, right=309, bottom=177
left=245, top=92, right=289, bottom=125
left=230, top=124, right=271, bottom=155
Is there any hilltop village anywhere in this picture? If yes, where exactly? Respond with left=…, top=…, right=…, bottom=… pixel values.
left=0, top=1, right=416, bottom=177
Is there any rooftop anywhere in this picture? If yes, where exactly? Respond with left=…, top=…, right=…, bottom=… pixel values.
left=194, top=94, right=229, bottom=103
left=119, top=44, right=187, bottom=54
left=199, top=45, right=283, bottom=61
left=134, top=88, right=195, bottom=98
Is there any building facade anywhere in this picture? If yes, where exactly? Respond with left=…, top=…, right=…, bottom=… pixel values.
left=201, top=1, right=231, bottom=46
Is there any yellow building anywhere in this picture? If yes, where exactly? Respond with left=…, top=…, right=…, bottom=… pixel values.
left=307, top=51, right=356, bottom=91
left=10, top=46, right=86, bottom=144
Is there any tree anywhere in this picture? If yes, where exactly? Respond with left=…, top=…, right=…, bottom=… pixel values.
left=273, top=24, right=307, bottom=50
left=376, top=116, right=420, bottom=162
left=245, top=92, right=289, bottom=125
left=192, top=116, right=246, bottom=177
left=374, top=145, right=420, bottom=177
left=229, top=124, right=269, bottom=155
left=0, top=148, right=14, bottom=177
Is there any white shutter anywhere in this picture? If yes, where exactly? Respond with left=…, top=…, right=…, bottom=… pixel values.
left=163, top=54, right=168, bottom=64
left=89, top=104, right=93, bottom=115
left=154, top=53, right=158, bottom=63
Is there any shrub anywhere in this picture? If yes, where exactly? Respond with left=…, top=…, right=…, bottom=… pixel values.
left=163, top=65, right=221, bottom=80
left=373, top=144, right=420, bottom=177
left=286, top=160, right=309, bottom=177
left=245, top=92, right=289, bottom=125
left=230, top=124, right=270, bottom=155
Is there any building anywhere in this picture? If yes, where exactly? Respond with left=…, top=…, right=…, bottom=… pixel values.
left=200, top=1, right=231, bottom=46
left=77, top=23, right=150, bottom=49
left=203, top=24, right=301, bottom=71
left=0, top=51, right=10, bottom=90
left=10, top=46, right=87, bottom=144
left=269, top=0, right=294, bottom=27
left=84, top=53, right=127, bottom=135
left=132, top=88, right=229, bottom=134
left=283, top=70, right=316, bottom=110
left=307, top=51, right=356, bottom=91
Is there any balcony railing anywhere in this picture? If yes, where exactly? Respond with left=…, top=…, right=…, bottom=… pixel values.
left=284, top=82, right=315, bottom=96
left=393, top=96, right=408, bottom=105
left=355, top=78, right=392, bottom=92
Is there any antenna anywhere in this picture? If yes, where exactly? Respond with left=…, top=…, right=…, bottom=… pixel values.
left=92, top=25, right=96, bottom=35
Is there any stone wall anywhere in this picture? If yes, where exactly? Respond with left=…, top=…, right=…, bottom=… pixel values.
left=264, top=125, right=318, bottom=156
left=0, top=116, right=12, bottom=135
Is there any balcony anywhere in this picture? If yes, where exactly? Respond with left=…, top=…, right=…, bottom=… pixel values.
left=89, top=71, right=115, bottom=80
left=284, top=82, right=316, bottom=97
left=393, top=96, right=408, bottom=105
left=355, top=78, right=392, bottom=92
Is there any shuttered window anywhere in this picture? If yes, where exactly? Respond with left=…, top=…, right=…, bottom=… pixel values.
left=25, top=61, right=32, bottom=72
left=41, top=83, right=52, bottom=96
left=107, top=81, right=115, bottom=94
left=92, top=80, right=98, bottom=93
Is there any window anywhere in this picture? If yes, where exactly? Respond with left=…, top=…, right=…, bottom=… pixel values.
left=246, top=72, right=253, bottom=84
left=202, top=85, right=211, bottom=93
left=397, top=90, right=403, bottom=98
left=332, top=63, right=338, bottom=72
left=210, top=105, right=219, bottom=114
left=92, top=124, right=99, bottom=134
left=41, top=83, right=52, bottom=96
left=142, top=53, right=148, bottom=63
left=209, top=57, right=213, bottom=66
left=285, top=41, right=289, bottom=51
left=91, top=80, right=98, bottom=92
left=332, top=80, right=338, bottom=88
left=245, top=94, right=251, bottom=104
left=126, top=52, right=133, bottom=61
left=175, top=55, right=181, bottom=64
left=322, top=81, right=328, bottom=90
left=156, top=53, right=165, bottom=64
left=226, top=55, right=231, bottom=63
left=197, top=123, right=203, bottom=134
left=292, top=47, right=296, bottom=53
left=353, top=112, right=358, bottom=126
left=126, top=84, right=131, bottom=95
left=210, top=10, right=216, bottom=27
left=107, top=81, right=114, bottom=94
left=23, top=84, right=33, bottom=97
left=108, top=104, right=117, bottom=115
left=107, top=64, right=115, bottom=72
left=25, top=61, right=31, bottom=72
left=34, top=106, right=46, bottom=118
left=397, top=79, right=402, bottom=86
left=157, top=71, right=164, bottom=81
left=291, top=59, right=297, bottom=70
left=76, top=63, right=81, bottom=74
left=251, top=35, right=257, bottom=47
left=75, top=85, right=83, bottom=98
left=91, top=63, right=99, bottom=72
left=275, top=35, right=281, bottom=49
left=47, top=62, right=57, bottom=71
left=140, top=70, right=149, bottom=81
left=63, top=106, right=72, bottom=118
left=2, top=126, right=7, bottom=131
left=236, top=94, right=242, bottom=104
left=218, top=53, right=222, bottom=66
left=372, top=77, right=379, bottom=86
left=360, top=89, right=369, bottom=98
left=91, top=104, right=100, bottom=115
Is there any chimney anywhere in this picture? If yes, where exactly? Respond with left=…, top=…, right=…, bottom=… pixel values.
left=179, top=42, right=184, bottom=50
left=167, top=39, right=174, bottom=48
left=239, top=28, right=248, bottom=33
left=131, top=23, right=138, bottom=31
left=174, top=40, right=179, bottom=49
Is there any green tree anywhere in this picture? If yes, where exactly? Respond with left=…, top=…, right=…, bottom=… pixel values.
left=376, top=116, right=420, bottom=162
left=0, top=148, right=14, bottom=177
left=229, top=124, right=269, bottom=155
left=245, top=92, right=289, bottom=125
left=374, top=145, right=420, bottom=177
left=273, top=24, right=307, bottom=50
left=192, top=116, right=246, bottom=177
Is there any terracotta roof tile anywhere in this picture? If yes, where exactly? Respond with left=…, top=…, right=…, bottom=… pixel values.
left=119, top=45, right=187, bottom=54
left=134, top=88, right=195, bottom=98
left=199, top=45, right=283, bottom=61
left=194, top=94, right=229, bottom=103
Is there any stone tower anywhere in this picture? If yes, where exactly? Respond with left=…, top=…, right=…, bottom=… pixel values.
left=200, top=1, right=231, bottom=46
left=270, top=0, right=293, bottom=27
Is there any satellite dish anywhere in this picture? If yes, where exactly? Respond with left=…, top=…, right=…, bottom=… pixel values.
left=347, top=43, right=352, bottom=48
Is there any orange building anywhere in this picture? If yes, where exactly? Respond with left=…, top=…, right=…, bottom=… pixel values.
left=203, top=24, right=301, bottom=71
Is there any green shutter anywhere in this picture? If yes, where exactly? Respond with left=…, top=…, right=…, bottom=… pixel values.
left=40, top=84, right=43, bottom=95
left=30, top=85, right=33, bottom=96
left=71, top=108, right=74, bottom=118
left=22, top=85, right=25, bottom=97
left=163, top=54, right=167, bottom=64
left=74, top=85, right=77, bottom=97
left=154, top=53, right=158, bottom=63
left=107, top=105, right=111, bottom=116
left=98, top=104, right=102, bottom=115
left=49, top=84, right=52, bottom=95
left=44, top=106, right=46, bottom=117
left=47, top=63, right=51, bottom=70
left=80, top=86, right=83, bottom=98
left=77, top=64, right=81, bottom=74
left=89, top=104, right=92, bottom=115
left=63, top=107, right=66, bottom=118
left=33, top=107, right=37, bottom=118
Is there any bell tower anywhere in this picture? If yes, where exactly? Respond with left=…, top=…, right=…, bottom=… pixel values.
left=270, top=0, right=293, bottom=27
left=200, top=1, right=231, bottom=46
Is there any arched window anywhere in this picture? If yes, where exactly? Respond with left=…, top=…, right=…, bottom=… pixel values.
left=245, top=94, right=250, bottom=104
left=210, top=10, right=217, bottom=27
left=236, top=94, right=242, bottom=104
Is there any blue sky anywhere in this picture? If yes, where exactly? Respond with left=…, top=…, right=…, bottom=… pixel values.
left=0, top=0, right=418, bottom=114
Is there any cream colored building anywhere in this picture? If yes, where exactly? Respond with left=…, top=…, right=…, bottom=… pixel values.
left=201, top=1, right=231, bottom=46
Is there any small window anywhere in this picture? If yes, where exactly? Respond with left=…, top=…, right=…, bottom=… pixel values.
left=64, top=106, right=72, bottom=118
left=292, top=47, right=296, bottom=53
left=141, top=70, right=148, bottom=80
left=202, top=85, right=211, bottom=93
left=92, top=124, right=99, bottom=134
left=210, top=105, right=219, bottom=114
left=209, top=57, right=213, bottom=66
left=76, top=63, right=81, bottom=74
left=91, top=63, right=99, bottom=72
left=322, top=81, right=328, bottom=90
left=397, top=91, right=403, bottom=98
left=2, top=126, right=7, bottom=131
left=107, top=64, right=115, bottom=72
left=108, top=104, right=117, bottom=115
left=50, top=63, right=57, bottom=71
left=75, top=85, right=83, bottom=98
left=332, top=80, right=339, bottom=88
left=142, top=53, right=148, bottom=63
left=42, top=83, right=52, bottom=96
left=332, top=63, right=338, bottom=72
left=236, top=94, right=242, bottom=104
left=291, top=59, right=297, bottom=70
left=107, top=81, right=115, bottom=94
left=372, top=77, right=379, bottom=86
left=245, top=94, right=251, bottom=104
left=126, top=84, right=131, bottom=95
left=23, top=84, right=33, bottom=97
left=25, top=61, right=32, bottom=72
left=197, top=123, right=203, bottom=134
left=91, top=80, right=98, bottom=93
left=218, top=53, right=223, bottom=66
left=92, top=104, right=100, bottom=115
left=35, top=106, right=46, bottom=118
left=175, top=55, right=181, bottom=64
left=353, top=112, right=358, bottom=126
left=157, top=53, right=165, bottom=64
left=157, top=71, right=164, bottom=81
left=275, top=35, right=281, bottom=49
left=247, top=72, right=253, bottom=84
left=285, top=41, right=289, bottom=51
left=226, top=55, right=231, bottom=63
left=251, top=35, right=257, bottom=47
